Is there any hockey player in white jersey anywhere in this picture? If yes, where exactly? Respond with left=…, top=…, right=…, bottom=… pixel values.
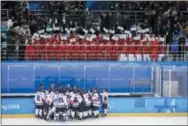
left=65, top=90, right=72, bottom=118
left=55, top=92, right=68, bottom=121
left=92, top=89, right=100, bottom=118
left=82, top=90, right=92, bottom=118
left=77, top=90, right=84, bottom=120
left=43, top=90, right=53, bottom=120
left=70, top=90, right=79, bottom=119
left=101, top=89, right=108, bottom=116
left=34, top=84, right=45, bottom=118
left=46, top=89, right=59, bottom=121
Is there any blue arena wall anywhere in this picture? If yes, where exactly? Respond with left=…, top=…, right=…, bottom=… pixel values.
left=2, top=61, right=187, bottom=93
left=1, top=61, right=187, bottom=117
left=1, top=97, right=187, bottom=117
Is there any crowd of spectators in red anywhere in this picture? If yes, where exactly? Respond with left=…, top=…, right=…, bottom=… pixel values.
left=25, top=33, right=166, bottom=61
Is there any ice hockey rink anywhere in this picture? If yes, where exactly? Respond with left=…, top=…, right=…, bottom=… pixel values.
left=2, top=116, right=188, bottom=125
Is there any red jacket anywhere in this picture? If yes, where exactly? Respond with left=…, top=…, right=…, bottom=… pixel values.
left=25, top=45, right=36, bottom=60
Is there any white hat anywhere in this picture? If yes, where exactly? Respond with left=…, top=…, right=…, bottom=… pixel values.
left=118, top=26, right=124, bottom=31
left=70, top=38, right=76, bottom=43
left=103, top=35, right=110, bottom=41
left=112, top=35, right=119, bottom=41
left=90, top=28, right=95, bottom=33
left=83, top=29, right=88, bottom=34
left=103, top=28, right=109, bottom=33
left=109, top=30, right=115, bottom=34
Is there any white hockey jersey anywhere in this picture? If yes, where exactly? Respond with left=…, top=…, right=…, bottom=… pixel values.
left=70, top=93, right=79, bottom=108
left=45, top=93, right=53, bottom=105
left=34, top=91, right=45, bottom=105
left=65, top=93, right=71, bottom=108
left=77, top=94, right=83, bottom=104
left=101, top=92, right=108, bottom=104
left=52, top=94, right=59, bottom=106
left=54, top=93, right=67, bottom=108
left=83, top=93, right=91, bottom=106
left=92, top=93, right=100, bottom=107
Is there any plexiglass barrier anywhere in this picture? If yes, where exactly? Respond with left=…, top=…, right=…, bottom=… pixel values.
left=2, top=61, right=187, bottom=98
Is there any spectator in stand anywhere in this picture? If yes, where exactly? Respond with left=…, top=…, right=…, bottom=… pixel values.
left=7, top=17, right=14, bottom=31
left=107, top=12, right=116, bottom=30
left=15, top=34, right=26, bottom=60
left=6, top=30, right=16, bottom=60
left=22, top=2, right=29, bottom=21
left=20, top=25, right=31, bottom=37
left=29, top=17, right=38, bottom=34
left=84, top=9, right=93, bottom=30
left=178, top=34, right=186, bottom=60
left=100, top=13, right=108, bottom=33
left=25, top=40, right=35, bottom=60
left=115, top=12, right=123, bottom=28
left=122, top=14, right=131, bottom=30
left=170, top=36, right=179, bottom=61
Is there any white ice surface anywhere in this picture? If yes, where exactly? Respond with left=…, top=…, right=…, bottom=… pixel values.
left=2, top=117, right=188, bottom=125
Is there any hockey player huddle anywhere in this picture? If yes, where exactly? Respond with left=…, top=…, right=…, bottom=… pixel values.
left=34, top=84, right=108, bottom=121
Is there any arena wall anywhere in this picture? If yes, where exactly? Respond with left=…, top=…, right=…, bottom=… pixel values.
left=1, top=61, right=187, bottom=118
left=1, top=97, right=187, bottom=118
left=2, top=61, right=187, bottom=93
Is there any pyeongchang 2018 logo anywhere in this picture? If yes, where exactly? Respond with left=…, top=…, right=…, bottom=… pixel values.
left=154, top=99, right=177, bottom=113
left=1, top=104, right=20, bottom=111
